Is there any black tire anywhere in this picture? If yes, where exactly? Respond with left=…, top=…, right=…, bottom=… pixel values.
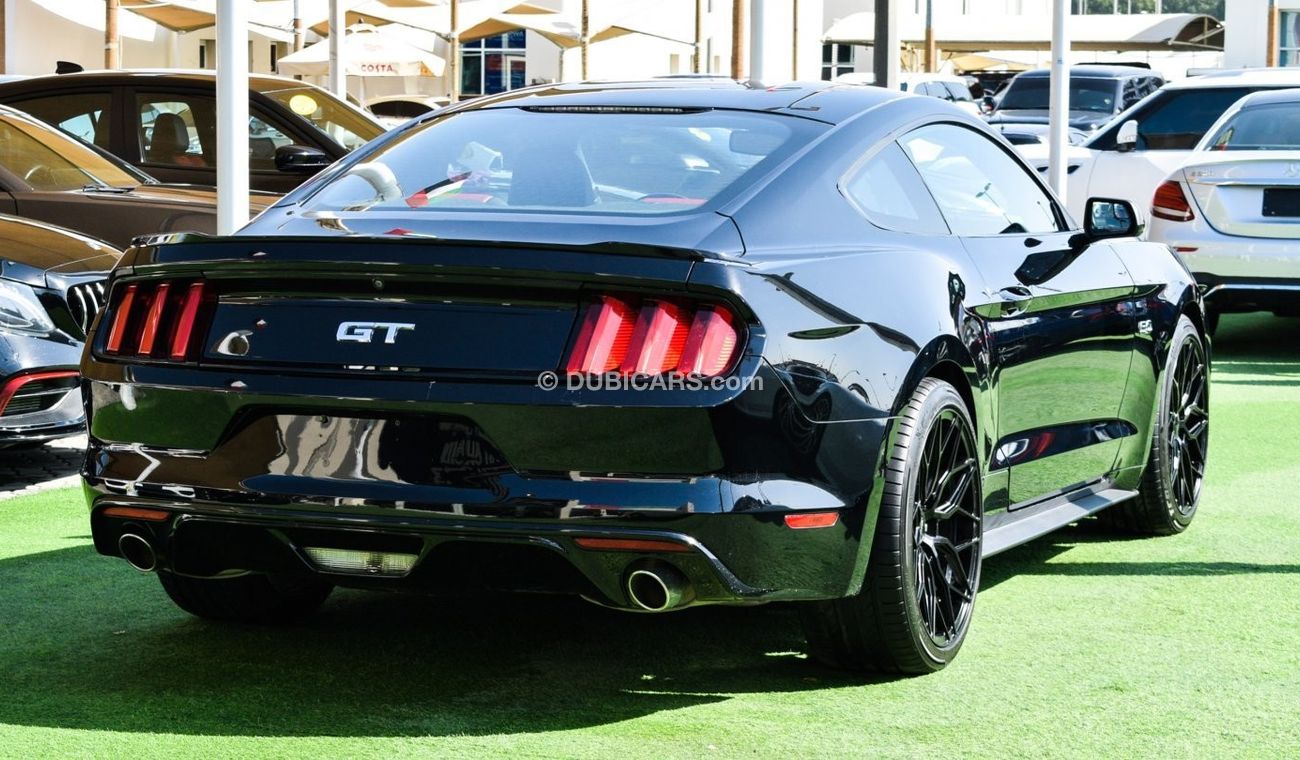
left=1101, top=315, right=1207, bottom=535
left=799, top=378, right=982, bottom=674
left=158, top=570, right=333, bottom=624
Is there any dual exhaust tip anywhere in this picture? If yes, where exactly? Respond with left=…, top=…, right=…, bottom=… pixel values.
left=625, top=561, right=694, bottom=612
left=118, top=533, right=158, bottom=573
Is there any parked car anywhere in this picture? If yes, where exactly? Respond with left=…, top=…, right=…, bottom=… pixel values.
left=989, top=121, right=1089, bottom=146
left=365, top=94, right=448, bottom=129
left=1148, top=88, right=1300, bottom=332
left=0, top=214, right=118, bottom=447
left=1018, top=68, right=1300, bottom=220
left=0, top=70, right=385, bottom=193
left=988, top=65, right=1163, bottom=133
left=0, top=105, right=276, bottom=249
left=82, top=81, right=1208, bottom=675
left=838, top=71, right=981, bottom=116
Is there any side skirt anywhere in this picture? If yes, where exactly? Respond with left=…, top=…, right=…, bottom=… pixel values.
left=983, top=483, right=1138, bottom=557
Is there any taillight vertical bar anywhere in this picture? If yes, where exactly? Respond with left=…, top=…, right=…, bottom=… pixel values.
left=104, top=284, right=138, bottom=355
left=565, top=296, right=636, bottom=374
left=136, top=283, right=170, bottom=356
left=676, top=306, right=739, bottom=377
left=169, top=282, right=206, bottom=361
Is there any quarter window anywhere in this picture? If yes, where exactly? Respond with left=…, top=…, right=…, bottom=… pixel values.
left=7, top=92, right=113, bottom=149
left=842, top=143, right=948, bottom=235
left=900, top=124, right=1059, bottom=236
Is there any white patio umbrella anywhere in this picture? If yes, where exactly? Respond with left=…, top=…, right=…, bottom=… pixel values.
left=278, top=23, right=446, bottom=77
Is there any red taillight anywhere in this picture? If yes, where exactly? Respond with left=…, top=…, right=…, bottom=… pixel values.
left=1152, top=180, right=1194, bottom=222
left=102, top=280, right=207, bottom=361
left=566, top=297, right=741, bottom=378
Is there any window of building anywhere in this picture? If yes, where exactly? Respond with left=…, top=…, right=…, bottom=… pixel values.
left=821, top=44, right=855, bottom=81
left=1282, top=12, right=1300, bottom=66
left=461, top=31, right=527, bottom=97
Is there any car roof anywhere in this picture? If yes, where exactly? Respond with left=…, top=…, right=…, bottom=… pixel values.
left=1173, top=68, right=1300, bottom=89
left=1016, top=65, right=1154, bottom=80
left=0, top=69, right=310, bottom=94
left=444, top=80, right=905, bottom=125
left=1229, top=86, right=1300, bottom=108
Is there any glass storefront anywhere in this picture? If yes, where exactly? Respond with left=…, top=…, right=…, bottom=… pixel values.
left=461, top=30, right=528, bottom=96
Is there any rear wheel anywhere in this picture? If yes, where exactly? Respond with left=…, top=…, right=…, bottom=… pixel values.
left=1102, top=315, right=1207, bottom=535
left=159, top=570, right=333, bottom=624
left=800, top=378, right=982, bottom=674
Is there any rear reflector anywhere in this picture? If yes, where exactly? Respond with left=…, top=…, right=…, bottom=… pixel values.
left=784, top=512, right=840, bottom=530
left=566, top=297, right=740, bottom=378
left=574, top=537, right=692, bottom=553
left=1152, top=180, right=1195, bottom=222
left=101, top=506, right=170, bottom=522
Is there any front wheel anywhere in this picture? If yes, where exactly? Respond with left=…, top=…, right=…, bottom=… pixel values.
left=800, top=378, right=982, bottom=674
left=1103, top=315, right=1208, bottom=535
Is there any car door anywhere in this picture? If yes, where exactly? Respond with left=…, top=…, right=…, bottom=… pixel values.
left=900, top=123, right=1137, bottom=507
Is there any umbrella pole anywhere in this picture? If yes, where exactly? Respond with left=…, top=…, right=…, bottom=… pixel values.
left=581, top=0, right=589, bottom=80
left=105, top=0, right=120, bottom=69
left=449, top=0, right=460, bottom=103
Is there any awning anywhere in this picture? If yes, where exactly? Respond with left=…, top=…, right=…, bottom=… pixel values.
left=823, top=12, right=1224, bottom=52
left=277, top=23, right=446, bottom=77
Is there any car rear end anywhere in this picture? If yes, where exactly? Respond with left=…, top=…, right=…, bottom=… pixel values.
left=1148, top=96, right=1300, bottom=318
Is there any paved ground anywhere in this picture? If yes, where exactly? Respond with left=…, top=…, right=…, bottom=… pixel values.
left=0, top=435, right=84, bottom=500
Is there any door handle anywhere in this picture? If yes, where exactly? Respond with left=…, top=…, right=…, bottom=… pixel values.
left=998, top=286, right=1034, bottom=316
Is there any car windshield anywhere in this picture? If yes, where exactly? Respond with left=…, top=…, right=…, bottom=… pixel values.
left=258, top=84, right=384, bottom=151
left=0, top=113, right=142, bottom=190
left=999, top=77, right=1119, bottom=113
left=300, top=108, right=824, bottom=216
left=1206, top=103, right=1300, bottom=150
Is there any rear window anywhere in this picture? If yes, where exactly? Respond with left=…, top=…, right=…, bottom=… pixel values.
left=301, top=107, right=824, bottom=216
left=999, top=77, right=1119, bottom=113
left=1205, top=103, right=1300, bottom=150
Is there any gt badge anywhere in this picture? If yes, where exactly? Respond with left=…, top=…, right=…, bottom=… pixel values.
left=336, top=321, right=415, bottom=344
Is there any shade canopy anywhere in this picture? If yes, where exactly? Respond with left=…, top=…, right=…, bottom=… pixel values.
left=823, top=12, right=1224, bottom=53
left=277, top=24, right=446, bottom=77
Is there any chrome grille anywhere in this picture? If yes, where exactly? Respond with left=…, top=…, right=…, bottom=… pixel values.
left=65, top=280, right=108, bottom=339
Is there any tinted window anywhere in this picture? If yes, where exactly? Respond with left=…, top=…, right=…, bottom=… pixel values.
left=843, top=143, right=948, bottom=235
left=1090, top=87, right=1257, bottom=151
left=1000, top=76, right=1119, bottom=113
left=8, top=92, right=113, bottom=149
left=0, top=112, right=139, bottom=190
left=943, top=82, right=973, bottom=102
left=257, top=83, right=381, bottom=151
left=302, top=108, right=824, bottom=216
left=1206, top=103, right=1300, bottom=150
left=900, top=124, right=1059, bottom=236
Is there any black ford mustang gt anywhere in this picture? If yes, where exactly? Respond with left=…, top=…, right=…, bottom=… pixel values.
left=81, top=80, right=1209, bottom=674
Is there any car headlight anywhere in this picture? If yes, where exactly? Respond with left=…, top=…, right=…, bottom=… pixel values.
left=0, top=279, right=56, bottom=337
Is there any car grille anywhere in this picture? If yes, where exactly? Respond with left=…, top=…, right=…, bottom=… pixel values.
left=0, top=376, right=78, bottom=417
left=65, top=280, right=108, bottom=340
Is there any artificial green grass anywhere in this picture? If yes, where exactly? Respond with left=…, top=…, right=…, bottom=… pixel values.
left=2, top=314, right=1299, bottom=758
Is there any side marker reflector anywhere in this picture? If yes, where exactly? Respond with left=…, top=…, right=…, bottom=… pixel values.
left=101, top=506, right=171, bottom=522
left=784, top=512, right=840, bottom=530
left=574, top=537, right=691, bottom=553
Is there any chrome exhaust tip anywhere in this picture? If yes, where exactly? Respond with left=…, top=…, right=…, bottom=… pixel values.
left=625, top=561, right=693, bottom=612
left=118, top=533, right=157, bottom=573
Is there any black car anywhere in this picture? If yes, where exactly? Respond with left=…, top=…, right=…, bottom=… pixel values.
left=0, top=71, right=384, bottom=193
left=0, top=105, right=276, bottom=249
left=989, top=65, right=1164, bottom=133
left=82, top=81, right=1209, bottom=674
left=0, top=214, right=118, bottom=446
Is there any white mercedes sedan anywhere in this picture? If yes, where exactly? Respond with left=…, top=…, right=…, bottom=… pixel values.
left=1147, top=88, right=1300, bottom=333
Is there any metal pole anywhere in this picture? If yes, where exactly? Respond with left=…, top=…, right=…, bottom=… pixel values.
left=1267, top=0, right=1279, bottom=67
left=730, top=0, right=745, bottom=79
left=216, top=0, right=249, bottom=235
left=106, top=0, right=120, bottom=69
left=449, top=0, right=460, bottom=102
left=1047, top=0, right=1070, bottom=202
left=328, top=0, right=346, bottom=98
left=791, top=0, right=798, bottom=79
left=873, top=0, right=899, bottom=89
left=924, top=0, right=935, bottom=72
left=750, top=0, right=765, bottom=83
left=581, top=0, right=589, bottom=79
left=695, top=0, right=704, bottom=73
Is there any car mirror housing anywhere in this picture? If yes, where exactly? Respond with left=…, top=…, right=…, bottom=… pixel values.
left=1116, top=119, right=1139, bottom=153
left=275, top=144, right=332, bottom=175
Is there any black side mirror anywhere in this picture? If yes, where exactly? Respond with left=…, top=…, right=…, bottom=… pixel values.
left=274, top=144, right=331, bottom=175
left=982, top=95, right=996, bottom=113
left=1084, top=197, right=1141, bottom=239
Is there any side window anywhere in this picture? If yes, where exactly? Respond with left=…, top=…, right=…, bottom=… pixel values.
left=249, top=109, right=294, bottom=171
left=1122, top=80, right=1142, bottom=109
left=1136, top=88, right=1261, bottom=150
left=900, top=123, right=1060, bottom=236
left=842, top=143, right=949, bottom=235
left=137, top=94, right=213, bottom=168
left=8, top=92, right=113, bottom=149
left=943, top=82, right=973, bottom=102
